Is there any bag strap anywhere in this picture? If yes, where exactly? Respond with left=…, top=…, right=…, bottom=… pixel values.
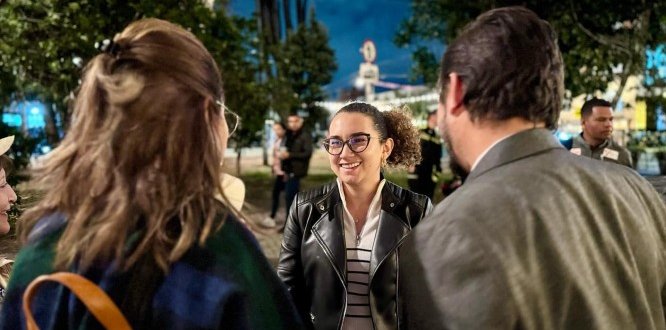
left=22, top=272, right=132, bottom=330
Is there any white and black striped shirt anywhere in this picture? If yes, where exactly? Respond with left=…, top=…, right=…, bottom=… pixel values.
left=337, top=179, right=385, bottom=330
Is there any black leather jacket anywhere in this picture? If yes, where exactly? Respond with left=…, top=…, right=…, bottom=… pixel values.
left=283, top=129, right=313, bottom=178
left=277, top=180, right=432, bottom=329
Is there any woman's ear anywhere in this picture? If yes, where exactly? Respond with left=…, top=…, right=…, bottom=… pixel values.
left=203, top=97, right=213, bottom=122
left=383, top=137, right=394, bottom=159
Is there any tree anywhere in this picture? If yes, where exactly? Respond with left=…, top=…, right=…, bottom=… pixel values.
left=276, top=13, right=336, bottom=120
left=0, top=0, right=267, bottom=149
left=255, top=1, right=336, bottom=128
left=395, top=0, right=666, bottom=115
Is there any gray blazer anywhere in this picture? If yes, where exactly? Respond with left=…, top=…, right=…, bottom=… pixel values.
left=400, top=128, right=666, bottom=330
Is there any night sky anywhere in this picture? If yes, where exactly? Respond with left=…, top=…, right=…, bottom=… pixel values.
left=229, top=0, right=442, bottom=99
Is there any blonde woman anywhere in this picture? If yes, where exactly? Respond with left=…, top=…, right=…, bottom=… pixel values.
left=1, top=19, right=301, bottom=329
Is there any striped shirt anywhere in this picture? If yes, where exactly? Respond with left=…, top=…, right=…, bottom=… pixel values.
left=337, top=179, right=385, bottom=330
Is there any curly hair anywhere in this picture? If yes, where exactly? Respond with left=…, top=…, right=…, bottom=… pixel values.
left=336, top=102, right=421, bottom=168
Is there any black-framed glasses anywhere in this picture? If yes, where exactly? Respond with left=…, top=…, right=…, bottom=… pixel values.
left=216, top=100, right=240, bottom=136
left=322, top=133, right=373, bottom=155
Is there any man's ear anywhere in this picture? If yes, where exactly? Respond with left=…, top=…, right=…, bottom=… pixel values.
left=446, top=73, right=465, bottom=117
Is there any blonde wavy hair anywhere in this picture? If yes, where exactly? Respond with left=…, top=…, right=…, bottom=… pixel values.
left=20, top=19, right=231, bottom=272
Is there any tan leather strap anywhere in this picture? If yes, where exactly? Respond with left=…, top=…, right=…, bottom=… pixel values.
left=22, top=272, right=132, bottom=330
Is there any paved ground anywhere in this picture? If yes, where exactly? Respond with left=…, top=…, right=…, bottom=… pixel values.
left=245, top=207, right=287, bottom=267
left=224, top=148, right=332, bottom=267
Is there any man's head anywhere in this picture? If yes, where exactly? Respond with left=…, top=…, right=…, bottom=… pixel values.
left=438, top=7, right=564, bottom=172
left=287, top=114, right=304, bottom=132
left=581, top=98, right=613, bottom=145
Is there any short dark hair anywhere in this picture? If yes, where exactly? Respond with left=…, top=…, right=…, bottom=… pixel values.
left=439, top=6, right=564, bottom=129
left=581, top=97, right=611, bottom=118
left=273, top=121, right=287, bottom=130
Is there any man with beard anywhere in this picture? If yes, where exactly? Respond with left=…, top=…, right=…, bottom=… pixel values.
left=399, top=7, right=666, bottom=330
left=570, top=97, right=633, bottom=167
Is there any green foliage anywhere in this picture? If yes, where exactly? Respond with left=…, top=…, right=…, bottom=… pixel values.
left=395, top=0, right=666, bottom=108
left=274, top=18, right=336, bottom=129
left=256, top=4, right=337, bottom=129
left=0, top=0, right=270, bottom=148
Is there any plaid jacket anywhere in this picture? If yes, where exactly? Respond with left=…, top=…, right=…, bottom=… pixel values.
left=0, top=213, right=303, bottom=329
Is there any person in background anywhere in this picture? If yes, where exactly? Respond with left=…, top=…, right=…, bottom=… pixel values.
left=400, top=7, right=666, bottom=329
left=278, top=102, right=431, bottom=329
left=0, top=136, right=18, bottom=304
left=279, top=113, right=313, bottom=231
left=408, top=110, right=443, bottom=199
left=0, top=19, right=302, bottom=329
left=260, top=122, right=288, bottom=228
left=570, top=97, right=633, bottom=167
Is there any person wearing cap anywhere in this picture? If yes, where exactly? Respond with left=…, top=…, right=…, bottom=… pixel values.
left=570, top=97, right=633, bottom=167
left=0, top=135, right=18, bottom=304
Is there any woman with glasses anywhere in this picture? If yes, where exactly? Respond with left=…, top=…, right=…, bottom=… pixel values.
left=278, top=102, right=432, bottom=329
left=1, top=19, right=301, bottom=329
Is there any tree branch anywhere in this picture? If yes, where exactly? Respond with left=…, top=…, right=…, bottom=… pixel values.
left=568, top=0, right=632, bottom=56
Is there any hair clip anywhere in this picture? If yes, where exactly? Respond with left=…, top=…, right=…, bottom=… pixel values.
left=97, top=39, right=121, bottom=57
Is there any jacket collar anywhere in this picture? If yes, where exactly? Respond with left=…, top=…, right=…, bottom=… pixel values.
left=466, top=128, right=564, bottom=183
left=314, top=180, right=403, bottom=219
left=312, top=181, right=410, bottom=286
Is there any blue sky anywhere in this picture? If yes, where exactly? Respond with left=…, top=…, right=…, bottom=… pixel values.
left=228, top=0, right=443, bottom=98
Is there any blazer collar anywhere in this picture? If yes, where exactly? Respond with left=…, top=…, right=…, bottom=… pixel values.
left=466, top=128, right=564, bottom=183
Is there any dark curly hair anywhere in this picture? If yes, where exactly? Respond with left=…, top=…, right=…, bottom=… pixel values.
left=336, top=102, right=421, bottom=168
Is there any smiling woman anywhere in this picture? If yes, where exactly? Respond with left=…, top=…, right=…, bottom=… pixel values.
left=0, top=135, right=18, bottom=304
left=278, top=102, right=432, bottom=329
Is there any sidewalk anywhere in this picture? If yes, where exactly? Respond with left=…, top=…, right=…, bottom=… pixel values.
left=245, top=206, right=287, bottom=267
left=223, top=148, right=331, bottom=267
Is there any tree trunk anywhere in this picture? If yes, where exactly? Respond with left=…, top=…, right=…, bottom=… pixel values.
left=283, top=0, right=292, bottom=33
left=270, top=0, right=280, bottom=44
left=235, top=147, right=242, bottom=176
left=611, top=61, right=632, bottom=109
left=296, top=0, right=307, bottom=25
left=43, top=103, right=60, bottom=145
